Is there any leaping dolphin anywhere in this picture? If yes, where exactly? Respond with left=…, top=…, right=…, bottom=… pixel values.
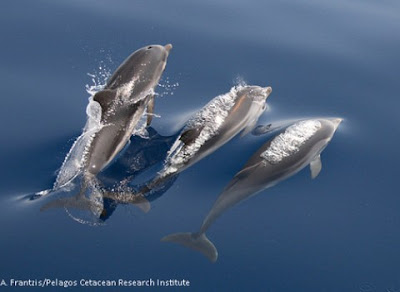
left=162, top=118, right=342, bottom=262
left=51, top=44, right=173, bottom=192
left=134, top=85, right=272, bottom=196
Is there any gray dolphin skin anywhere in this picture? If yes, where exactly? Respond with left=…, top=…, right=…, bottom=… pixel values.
left=162, top=118, right=342, bottom=262
left=138, top=85, right=272, bottom=194
left=84, top=44, right=173, bottom=176
left=53, top=44, right=172, bottom=190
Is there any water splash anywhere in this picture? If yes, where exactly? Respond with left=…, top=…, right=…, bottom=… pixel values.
left=157, top=76, right=179, bottom=97
left=233, top=76, right=247, bottom=87
left=132, top=115, right=150, bottom=139
left=85, top=58, right=113, bottom=96
left=53, top=60, right=113, bottom=191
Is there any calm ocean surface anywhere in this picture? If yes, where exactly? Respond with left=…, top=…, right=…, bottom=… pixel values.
left=1, top=0, right=399, bottom=291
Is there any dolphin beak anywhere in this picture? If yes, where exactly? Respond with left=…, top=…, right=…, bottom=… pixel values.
left=164, top=44, right=173, bottom=54
left=264, top=86, right=272, bottom=99
left=331, top=118, right=343, bottom=129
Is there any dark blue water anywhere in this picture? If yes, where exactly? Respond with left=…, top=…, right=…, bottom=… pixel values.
left=1, top=0, right=399, bottom=291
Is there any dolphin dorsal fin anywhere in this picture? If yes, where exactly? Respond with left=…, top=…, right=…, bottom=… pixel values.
left=179, top=126, right=204, bottom=145
left=93, top=89, right=116, bottom=113
left=146, top=95, right=155, bottom=126
left=310, top=154, right=322, bottom=179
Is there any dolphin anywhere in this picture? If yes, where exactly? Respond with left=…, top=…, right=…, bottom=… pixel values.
left=40, top=126, right=178, bottom=221
left=162, top=118, right=342, bottom=262
left=34, top=43, right=172, bottom=219
left=133, top=85, right=272, bottom=196
left=51, top=44, right=173, bottom=191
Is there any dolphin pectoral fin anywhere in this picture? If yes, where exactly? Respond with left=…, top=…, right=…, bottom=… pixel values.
left=252, top=120, right=302, bottom=136
left=240, top=118, right=258, bottom=137
left=234, top=162, right=262, bottom=181
left=252, top=124, right=272, bottom=136
left=93, top=89, right=116, bottom=113
left=146, top=96, right=155, bottom=126
left=161, top=232, right=218, bottom=262
left=219, top=162, right=263, bottom=195
left=179, top=126, right=204, bottom=145
left=310, top=154, right=322, bottom=179
left=252, top=122, right=286, bottom=136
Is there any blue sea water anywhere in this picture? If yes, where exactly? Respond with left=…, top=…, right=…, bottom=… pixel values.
left=1, top=0, right=400, bottom=291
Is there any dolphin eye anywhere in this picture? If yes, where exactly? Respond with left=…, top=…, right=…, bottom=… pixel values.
left=147, top=46, right=152, bottom=49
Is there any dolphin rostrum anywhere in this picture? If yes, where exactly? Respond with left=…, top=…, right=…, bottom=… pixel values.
left=134, top=85, right=272, bottom=196
left=52, top=44, right=173, bottom=191
left=162, top=118, right=342, bottom=262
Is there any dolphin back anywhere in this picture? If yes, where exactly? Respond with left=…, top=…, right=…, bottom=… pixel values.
left=161, top=232, right=218, bottom=262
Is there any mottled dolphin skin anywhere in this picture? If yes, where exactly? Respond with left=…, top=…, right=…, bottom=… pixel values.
left=54, top=44, right=172, bottom=190
left=162, top=118, right=342, bottom=262
left=138, top=85, right=272, bottom=195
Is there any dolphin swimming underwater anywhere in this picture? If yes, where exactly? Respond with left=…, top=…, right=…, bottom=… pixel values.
left=162, top=118, right=342, bottom=262
left=133, top=85, right=272, bottom=196
left=40, top=127, right=178, bottom=222
left=50, top=44, right=173, bottom=192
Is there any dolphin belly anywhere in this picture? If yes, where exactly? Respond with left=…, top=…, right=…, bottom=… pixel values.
left=86, top=99, right=149, bottom=175
left=85, top=124, right=126, bottom=175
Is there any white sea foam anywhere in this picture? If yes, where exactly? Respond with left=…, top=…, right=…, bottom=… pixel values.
left=116, top=77, right=138, bottom=100
left=85, top=58, right=112, bottom=96
left=54, top=124, right=103, bottom=189
left=157, top=76, right=179, bottom=97
left=261, top=120, right=321, bottom=164
left=132, top=114, right=150, bottom=139
left=85, top=99, right=102, bottom=129
left=54, top=66, right=111, bottom=190
left=85, top=71, right=111, bottom=96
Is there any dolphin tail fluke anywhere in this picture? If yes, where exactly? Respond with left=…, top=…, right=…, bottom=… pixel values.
left=119, top=194, right=151, bottom=213
left=129, top=196, right=151, bottom=213
left=161, top=232, right=218, bottom=262
left=102, top=191, right=151, bottom=213
left=40, top=182, right=94, bottom=212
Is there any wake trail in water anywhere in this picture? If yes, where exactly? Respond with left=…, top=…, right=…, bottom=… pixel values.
left=31, top=62, right=113, bottom=200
